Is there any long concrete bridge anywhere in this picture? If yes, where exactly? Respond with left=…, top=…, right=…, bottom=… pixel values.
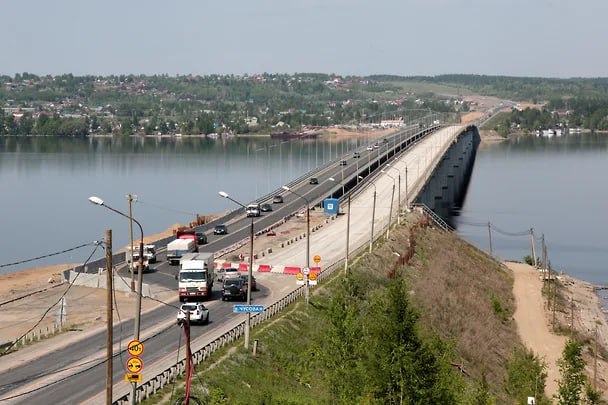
left=0, top=122, right=481, bottom=404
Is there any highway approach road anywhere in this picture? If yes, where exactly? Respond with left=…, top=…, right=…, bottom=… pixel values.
left=0, top=124, right=460, bottom=404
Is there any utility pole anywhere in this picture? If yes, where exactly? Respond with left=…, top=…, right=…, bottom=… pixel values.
left=487, top=222, right=493, bottom=256
left=570, top=296, right=575, bottom=337
left=127, top=194, right=136, bottom=292
left=594, top=325, right=598, bottom=390
left=541, top=234, right=547, bottom=280
left=105, top=229, right=113, bottom=405
left=530, top=228, right=537, bottom=267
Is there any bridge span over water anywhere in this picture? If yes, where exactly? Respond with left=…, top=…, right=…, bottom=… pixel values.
left=1, top=123, right=481, bottom=405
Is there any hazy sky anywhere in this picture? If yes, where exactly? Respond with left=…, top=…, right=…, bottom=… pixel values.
left=2, top=0, right=606, bottom=78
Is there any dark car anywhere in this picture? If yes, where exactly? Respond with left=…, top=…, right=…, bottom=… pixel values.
left=309, top=177, right=319, bottom=185
left=272, top=195, right=284, bottom=203
left=221, top=278, right=247, bottom=301
left=339, top=160, right=347, bottom=166
left=239, top=274, right=257, bottom=291
left=353, top=152, right=361, bottom=158
left=213, top=224, right=228, bottom=235
left=260, top=203, right=272, bottom=212
left=195, top=232, right=208, bottom=245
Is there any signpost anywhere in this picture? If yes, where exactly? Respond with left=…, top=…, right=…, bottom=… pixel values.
left=233, top=304, right=265, bottom=313
left=313, top=255, right=321, bottom=264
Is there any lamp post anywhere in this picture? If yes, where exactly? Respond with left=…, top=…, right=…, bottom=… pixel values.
left=88, top=196, right=144, bottom=405
left=218, top=191, right=254, bottom=350
left=329, top=177, right=350, bottom=274
left=386, top=163, right=401, bottom=225
left=282, top=185, right=310, bottom=304
left=126, top=194, right=137, bottom=292
left=359, top=175, right=377, bottom=253
left=380, top=171, right=396, bottom=239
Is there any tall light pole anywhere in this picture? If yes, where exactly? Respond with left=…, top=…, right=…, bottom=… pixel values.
left=380, top=171, right=396, bottom=239
left=329, top=177, right=350, bottom=274
left=282, top=185, right=310, bottom=304
left=386, top=163, right=401, bottom=225
left=88, top=196, right=144, bottom=405
left=359, top=176, right=377, bottom=253
left=127, top=194, right=137, bottom=292
left=218, top=191, right=254, bottom=350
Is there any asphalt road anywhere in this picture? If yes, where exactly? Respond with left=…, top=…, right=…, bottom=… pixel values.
left=0, top=124, right=439, bottom=404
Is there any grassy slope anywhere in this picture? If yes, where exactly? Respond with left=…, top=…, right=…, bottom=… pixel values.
left=145, top=214, right=523, bottom=404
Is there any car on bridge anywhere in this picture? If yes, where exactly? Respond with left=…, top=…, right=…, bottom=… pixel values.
left=366, top=145, right=374, bottom=151
left=214, top=224, right=228, bottom=235
left=353, top=151, right=360, bottom=158
left=340, top=160, right=347, bottom=166
left=272, top=195, right=284, bottom=203
left=196, top=232, right=208, bottom=245
left=309, top=177, right=319, bottom=185
left=260, top=203, right=272, bottom=212
left=177, top=303, right=209, bottom=325
left=221, top=278, right=247, bottom=301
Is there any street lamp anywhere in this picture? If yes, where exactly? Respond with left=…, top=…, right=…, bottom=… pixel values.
left=329, top=177, right=350, bottom=274
left=380, top=170, right=396, bottom=239
left=386, top=163, right=401, bottom=225
left=88, top=196, right=144, bottom=405
left=218, top=191, right=254, bottom=350
left=282, top=185, right=310, bottom=304
left=359, top=175, right=377, bottom=253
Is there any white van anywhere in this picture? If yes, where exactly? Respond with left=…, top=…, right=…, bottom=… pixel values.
left=246, top=204, right=261, bottom=217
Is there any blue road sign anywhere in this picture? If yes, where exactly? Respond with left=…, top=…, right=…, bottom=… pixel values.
left=233, top=305, right=264, bottom=313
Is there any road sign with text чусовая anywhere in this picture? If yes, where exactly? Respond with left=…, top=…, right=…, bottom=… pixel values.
left=313, top=255, right=321, bottom=264
left=127, top=339, right=144, bottom=357
left=126, top=357, right=144, bottom=374
left=233, top=304, right=264, bottom=313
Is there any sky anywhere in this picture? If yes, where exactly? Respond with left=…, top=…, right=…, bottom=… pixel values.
left=2, top=0, right=607, bottom=78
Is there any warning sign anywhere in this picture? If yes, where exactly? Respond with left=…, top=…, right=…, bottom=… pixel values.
left=313, top=255, right=321, bottom=264
left=309, top=271, right=318, bottom=286
left=296, top=272, right=305, bottom=285
left=126, top=357, right=144, bottom=374
left=127, top=339, right=144, bottom=356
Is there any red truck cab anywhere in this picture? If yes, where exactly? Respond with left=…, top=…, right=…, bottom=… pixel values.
left=176, top=229, right=199, bottom=252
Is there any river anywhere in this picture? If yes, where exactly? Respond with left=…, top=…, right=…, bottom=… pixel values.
left=0, top=134, right=361, bottom=274
left=455, top=133, right=608, bottom=286
left=2, top=132, right=607, bottom=287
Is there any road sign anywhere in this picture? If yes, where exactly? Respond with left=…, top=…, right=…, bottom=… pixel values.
left=127, top=339, right=144, bottom=356
left=126, top=357, right=144, bottom=374
left=309, top=271, right=318, bottom=286
left=302, top=267, right=310, bottom=275
left=125, top=373, right=142, bottom=383
left=233, top=304, right=264, bottom=313
left=296, top=272, right=304, bottom=285
left=313, top=255, right=321, bottom=264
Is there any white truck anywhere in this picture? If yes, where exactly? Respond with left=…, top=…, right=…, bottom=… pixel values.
left=167, top=238, right=196, bottom=265
left=179, top=252, right=215, bottom=302
left=132, top=244, right=157, bottom=263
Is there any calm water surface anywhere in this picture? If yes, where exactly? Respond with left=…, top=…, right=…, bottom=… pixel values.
left=455, top=133, right=608, bottom=285
left=0, top=135, right=361, bottom=274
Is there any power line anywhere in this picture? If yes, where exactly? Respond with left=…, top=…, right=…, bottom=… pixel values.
left=0, top=242, right=99, bottom=269
left=1, top=242, right=102, bottom=354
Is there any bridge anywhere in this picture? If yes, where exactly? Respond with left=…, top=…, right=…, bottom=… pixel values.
left=0, top=122, right=481, bottom=404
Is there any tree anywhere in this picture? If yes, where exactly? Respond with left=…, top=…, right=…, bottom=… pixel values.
left=505, top=347, right=548, bottom=404
left=556, top=339, right=586, bottom=405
